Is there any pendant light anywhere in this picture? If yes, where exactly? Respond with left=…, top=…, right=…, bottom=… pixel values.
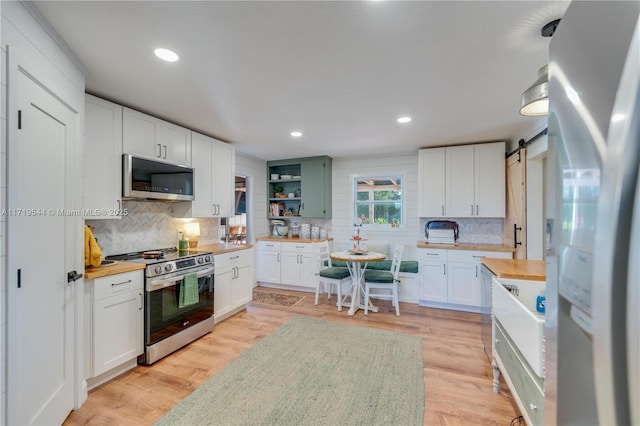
left=519, top=19, right=561, bottom=117
left=520, top=65, right=549, bottom=116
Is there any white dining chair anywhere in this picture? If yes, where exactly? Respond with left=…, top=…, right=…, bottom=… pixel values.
left=315, top=240, right=351, bottom=311
left=363, top=244, right=404, bottom=316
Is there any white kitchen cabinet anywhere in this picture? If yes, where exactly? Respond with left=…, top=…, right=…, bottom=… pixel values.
left=419, top=249, right=448, bottom=303
left=214, top=248, right=254, bottom=322
left=280, top=243, right=317, bottom=288
left=474, top=142, right=506, bottom=217
left=257, top=240, right=319, bottom=289
left=122, top=107, right=192, bottom=165
left=84, top=94, right=123, bottom=218
left=88, top=270, right=144, bottom=380
left=447, top=260, right=480, bottom=306
left=446, top=145, right=476, bottom=217
left=418, top=148, right=446, bottom=217
left=257, top=241, right=282, bottom=283
left=419, top=248, right=512, bottom=312
left=191, top=131, right=235, bottom=217
left=419, top=142, right=505, bottom=218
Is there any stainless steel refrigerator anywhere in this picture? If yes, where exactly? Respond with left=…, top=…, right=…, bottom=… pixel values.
left=546, top=1, right=640, bottom=425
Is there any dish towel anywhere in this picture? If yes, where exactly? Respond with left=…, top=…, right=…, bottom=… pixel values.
left=84, top=225, right=102, bottom=267
left=179, top=272, right=199, bottom=308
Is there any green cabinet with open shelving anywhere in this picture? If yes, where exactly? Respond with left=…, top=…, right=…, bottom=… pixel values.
left=267, top=155, right=332, bottom=219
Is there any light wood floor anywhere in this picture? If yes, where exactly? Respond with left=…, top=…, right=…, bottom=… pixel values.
left=64, top=288, right=520, bottom=425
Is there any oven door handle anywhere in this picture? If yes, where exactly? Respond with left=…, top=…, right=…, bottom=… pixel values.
left=147, top=265, right=214, bottom=291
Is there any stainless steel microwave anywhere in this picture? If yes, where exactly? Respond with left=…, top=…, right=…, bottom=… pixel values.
left=123, top=154, right=194, bottom=201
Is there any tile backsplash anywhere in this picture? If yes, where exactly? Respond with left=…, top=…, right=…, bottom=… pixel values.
left=419, top=218, right=504, bottom=244
left=86, top=201, right=219, bottom=256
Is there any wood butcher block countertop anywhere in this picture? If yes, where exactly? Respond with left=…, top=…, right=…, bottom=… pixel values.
left=256, top=236, right=333, bottom=243
left=481, top=258, right=546, bottom=281
left=85, top=261, right=146, bottom=280
left=85, top=244, right=254, bottom=280
left=191, top=243, right=253, bottom=255
left=416, top=241, right=516, bottom=252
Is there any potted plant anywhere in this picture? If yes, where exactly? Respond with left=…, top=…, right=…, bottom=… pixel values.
left=273, top=185, right=284, bottom=198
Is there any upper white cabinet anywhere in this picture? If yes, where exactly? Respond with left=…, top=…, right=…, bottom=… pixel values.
left=190, top=131, right=235, bottom=218
left=419, top=142, right=505, bottom=218
left=418, top=148, right=446, bottom=217
left=84, top=94, right=123, bottom=218
left=474, top=142, right=506, bottom=217
left=122, top=107, right=192, bottom=165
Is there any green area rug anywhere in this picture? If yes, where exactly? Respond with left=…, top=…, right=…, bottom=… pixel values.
left=155, top=317, right=424, bottom=425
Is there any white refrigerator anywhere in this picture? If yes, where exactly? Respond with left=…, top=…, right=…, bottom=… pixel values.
left=546, top=1, right=640, bottom=425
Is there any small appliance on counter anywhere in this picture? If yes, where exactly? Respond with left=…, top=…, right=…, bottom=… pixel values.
left=425, top=220, right=459, bottom=244
left=271, top=219, right=289, bottom=237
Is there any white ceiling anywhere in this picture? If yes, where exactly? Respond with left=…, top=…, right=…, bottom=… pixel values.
left=32, top=0, right=568, bottom=161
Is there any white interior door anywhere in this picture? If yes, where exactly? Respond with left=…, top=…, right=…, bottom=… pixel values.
left=8, top=70, right=78, bottom=425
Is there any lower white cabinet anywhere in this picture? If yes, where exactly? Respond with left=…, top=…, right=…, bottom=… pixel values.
left=86, top=270, right=144, bottom=384
left=419, top=248, right=512, bottom=312
left=281, top=243, right=318, bottom=288
left=257, top=240, right=319, bottom=289
left=214, top=248, right=253, bottom=322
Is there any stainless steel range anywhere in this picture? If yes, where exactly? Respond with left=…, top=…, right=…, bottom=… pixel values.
left=106, top=248, right=214, bottom=364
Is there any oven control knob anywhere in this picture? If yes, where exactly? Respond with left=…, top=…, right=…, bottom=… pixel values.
left=164, top=264, right=173, bottom=272
left=205, top=255, right=212, bottom=263
left=154, top=266, right=162, bottom=274
left=198, top=257, right=204, bottom=264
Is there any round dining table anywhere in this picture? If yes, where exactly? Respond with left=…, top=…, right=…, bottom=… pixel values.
left=330, top=250, right=386, bottom=316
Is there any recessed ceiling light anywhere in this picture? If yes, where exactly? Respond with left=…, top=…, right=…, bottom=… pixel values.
left=397, top=116, right=412, bottom=123
left=291, top=131, right=303, bottom=137
left=154, top=48, right=179, bottom=62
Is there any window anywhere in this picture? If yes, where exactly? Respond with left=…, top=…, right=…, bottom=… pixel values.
left=354, top=175, right=402, bottom=228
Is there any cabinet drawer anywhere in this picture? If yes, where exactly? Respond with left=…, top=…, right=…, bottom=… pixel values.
left=281, top=242, right=314, bottom=253
left=417, top=248, right=447, bottom=261
left=215, top=248, right=252, bottom=270
left=494, top=321, right=544, bottom=426
left=259, top=241, right=281, bottom=252
left=448, top=249, right=511, bottom=263
left=93, top=270, right=143, bottom=301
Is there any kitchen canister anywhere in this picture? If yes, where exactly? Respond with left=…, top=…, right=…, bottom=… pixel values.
left=319, top=228, right=328, bottom=240
left=300, top=223, right=311, bottom=239
left=311, top=226, right=320, bottom=239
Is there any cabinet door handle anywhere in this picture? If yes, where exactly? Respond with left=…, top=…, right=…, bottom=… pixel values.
left=529, top=403, right=538, bottom=412
left=112, top=279, right=132, bottom=287
left=162, top=144, right=167, bottom=159
left=475, top=265, right=478, bottom=278
left=117, top=199, right=121, bottom=210
left=476, top=205, right=479, bottom=216
left=139, top=293, right=143, bottom=310
left=441, top=205, right=444, bottom=216
left=443, top=264, right=446, bottom=275
left=470, top=204, right=474, bottom=215
left=277, top=253, right=280, bottom=263
left=157, top=143, right=162, bottom=158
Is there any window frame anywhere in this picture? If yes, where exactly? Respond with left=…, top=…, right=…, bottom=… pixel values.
left=352, top=173, right=404, bottom=230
